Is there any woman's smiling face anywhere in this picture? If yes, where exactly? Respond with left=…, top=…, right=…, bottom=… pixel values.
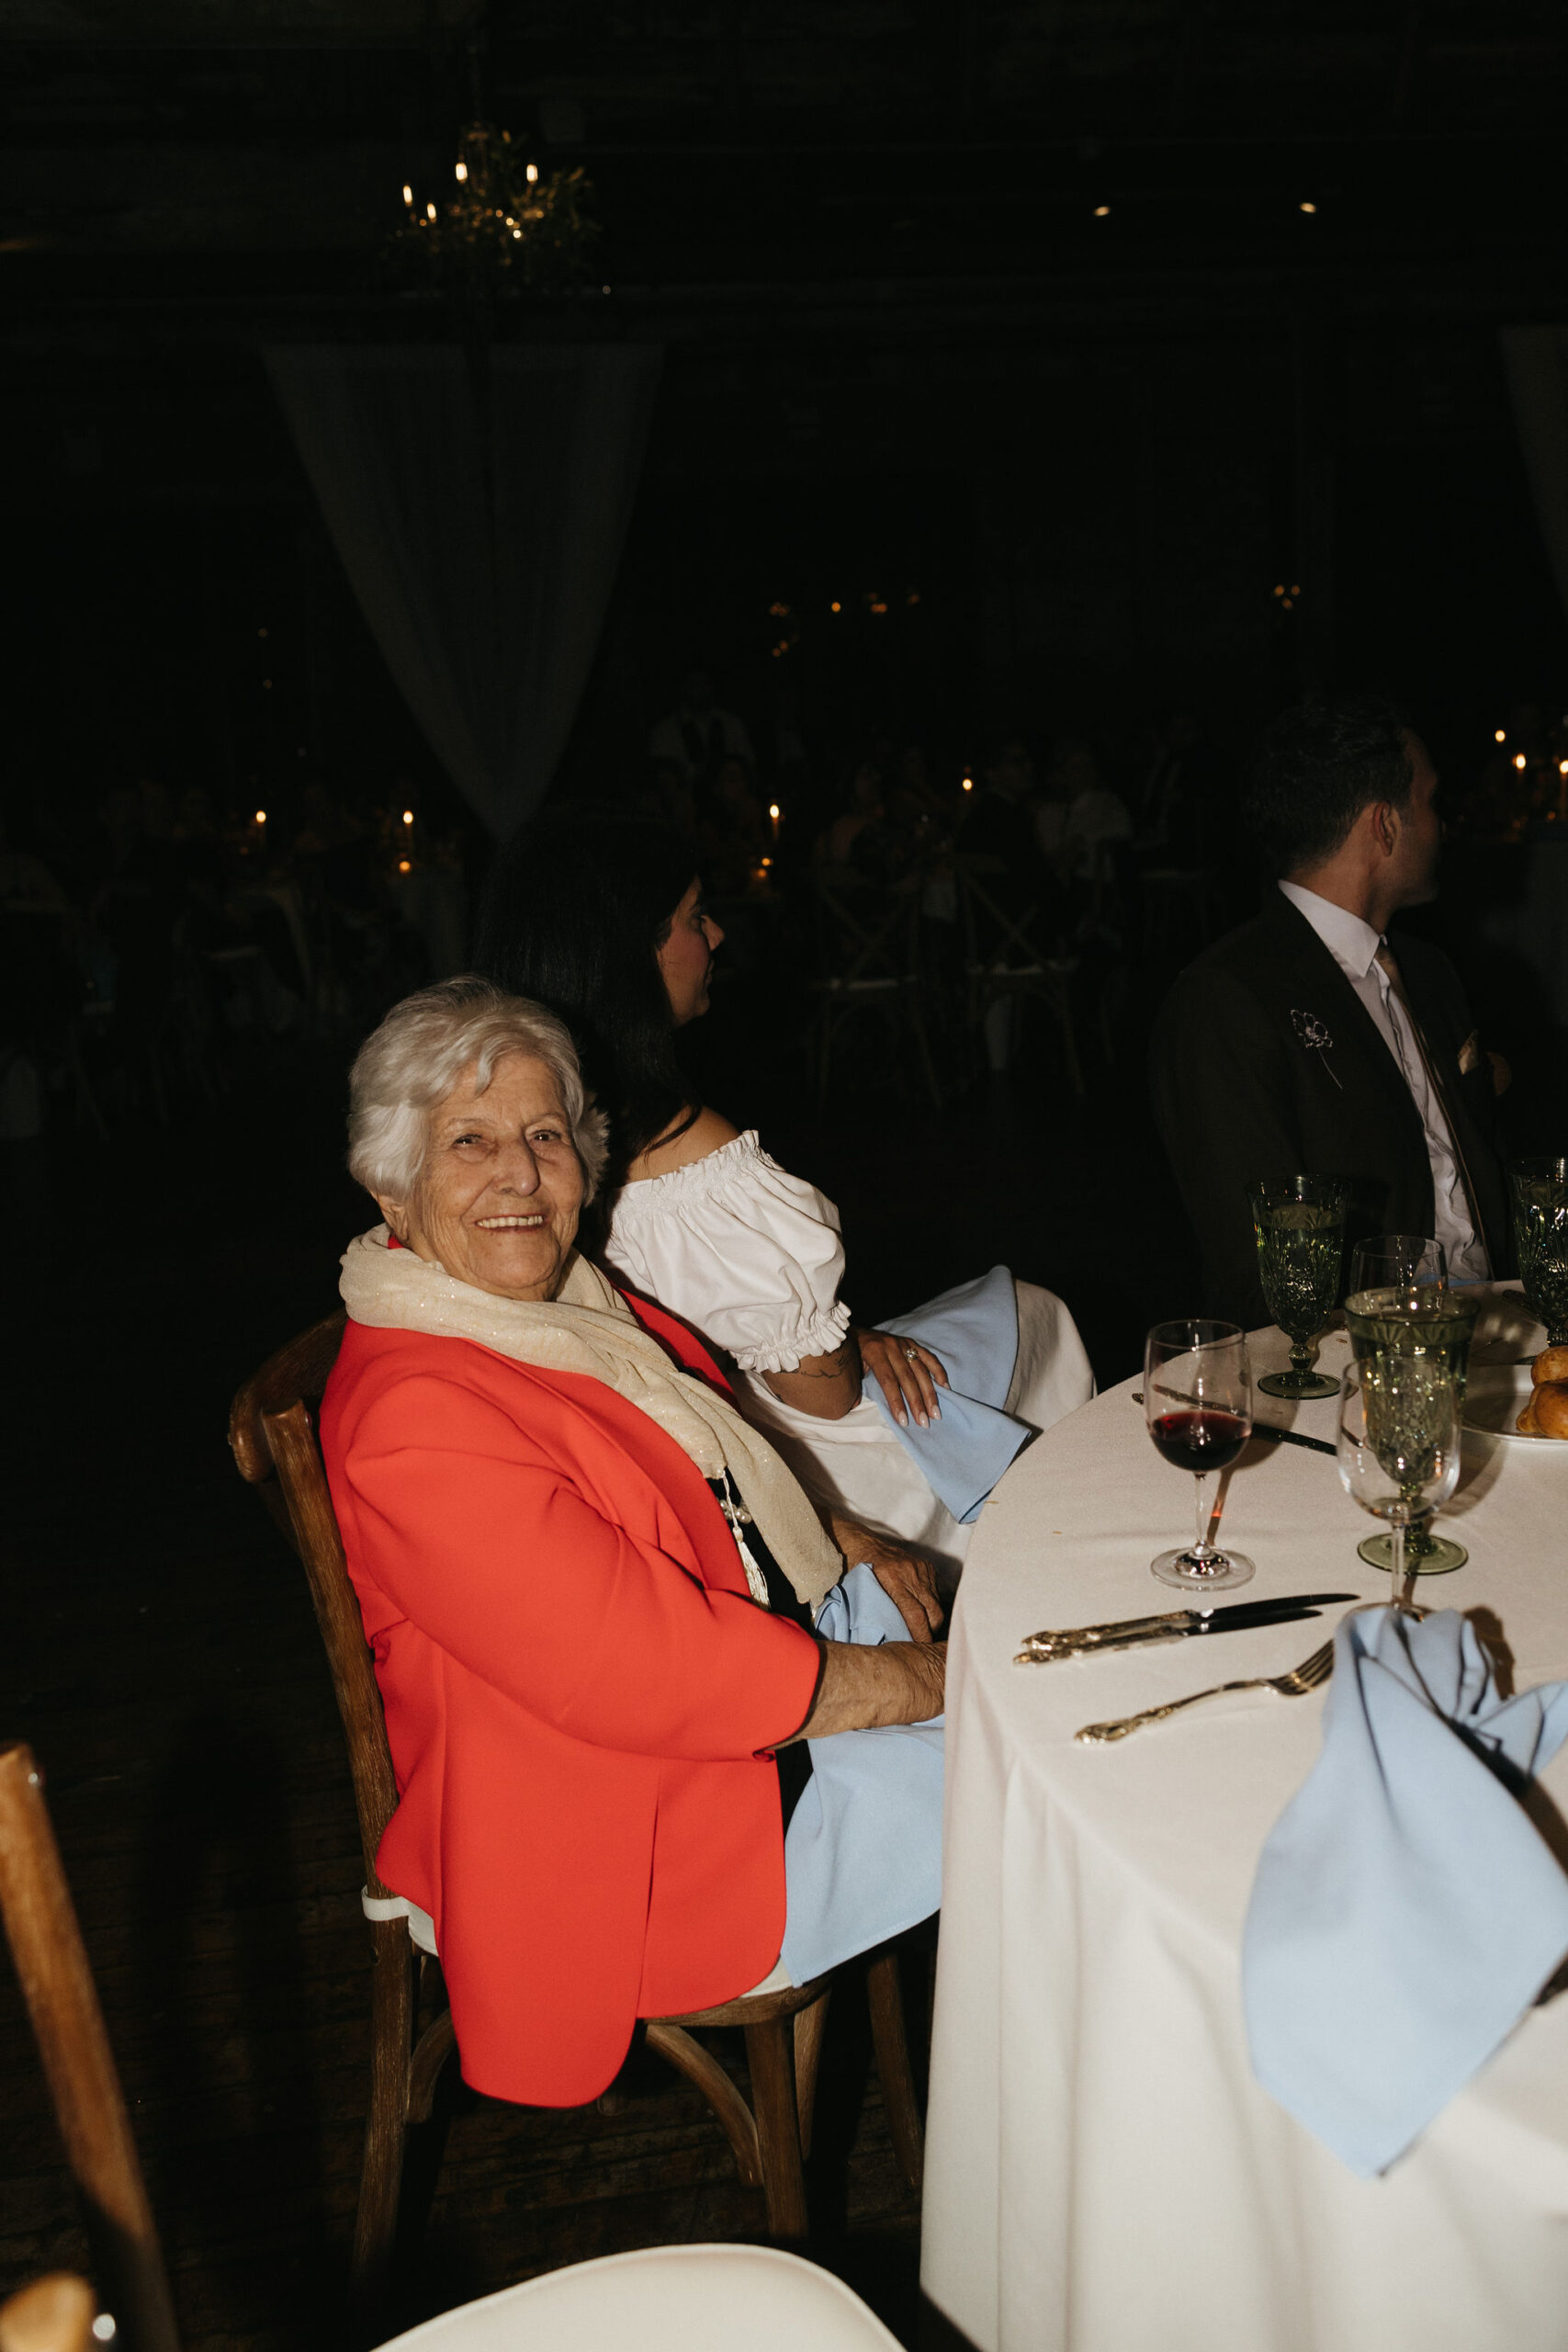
left=374, top=1052, right=584, bottom=1301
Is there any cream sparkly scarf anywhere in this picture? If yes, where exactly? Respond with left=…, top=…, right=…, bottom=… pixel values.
left=339, top=1226, right=843, bottom=1609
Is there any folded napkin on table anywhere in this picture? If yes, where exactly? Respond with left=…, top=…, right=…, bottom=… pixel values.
left=780, top=1562, right=944, bottom=1984
left=863, top=1264, right=1031, bottom=1523
left=1242, top=1606, right=1568, bottom=2176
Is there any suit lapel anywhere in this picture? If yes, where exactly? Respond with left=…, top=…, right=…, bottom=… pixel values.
left=1263, top=896, right=1423, bottom=1131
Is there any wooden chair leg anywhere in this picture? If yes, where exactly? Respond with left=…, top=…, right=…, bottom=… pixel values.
left=644, top=2021, right=763, bottom=2188
left=792, top=1989, right=830, bottom=2159
left=349, top=1921, right=417, bottom=2313
left=866, top=1948, right=924, bottom=2192
left=742, top=2017, right=809, bottom=2240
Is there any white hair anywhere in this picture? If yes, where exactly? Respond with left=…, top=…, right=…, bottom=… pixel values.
left=346, top=977, right=609, bottom=1204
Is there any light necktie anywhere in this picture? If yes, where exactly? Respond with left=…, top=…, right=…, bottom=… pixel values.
left=1374, top=940, right=1483, bottom=1241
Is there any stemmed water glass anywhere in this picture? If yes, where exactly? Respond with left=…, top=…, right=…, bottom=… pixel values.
left=1510, top=1156, right=1568, bottom=1347
left=1336, top=1357, right=1461, bottom=1611
left=1247, top=1174, right=1348, bottom=1397
left=1144, top=1320, right=1256, bottom=1592
left=1348, top=1234, right=1447, bottom=1296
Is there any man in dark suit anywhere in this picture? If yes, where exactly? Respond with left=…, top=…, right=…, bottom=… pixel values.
left=1150, top=695, right=1507, bottom=1329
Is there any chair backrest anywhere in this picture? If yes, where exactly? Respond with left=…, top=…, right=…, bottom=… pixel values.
left=370, top=2242, right=904, bottom=2352
left=228, top=1311, right=400, bottom=1899
left=811, top=875, right=919, bottom=987
left=956, top=857, right=1053, bottom=970
left=0, top=1748, right=179, bottom=2352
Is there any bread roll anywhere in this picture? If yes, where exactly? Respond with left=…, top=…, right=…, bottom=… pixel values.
left=1532, top=1345, right=1568, bottom=1386
left=1517, top=1387, right=1540, bottom=1433
left=1532, top=1382, right=1568, bottom=1441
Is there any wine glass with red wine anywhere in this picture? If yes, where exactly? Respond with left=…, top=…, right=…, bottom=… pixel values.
left=1144, top=1319, right=1256, bottom=1591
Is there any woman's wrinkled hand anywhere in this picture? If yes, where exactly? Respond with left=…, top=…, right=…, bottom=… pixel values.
left=857, top=1329, right=949, bottom=1430
left=785, top=1637, right=946, bottom=1742
left=829, top=1512, right=943, bottom=1642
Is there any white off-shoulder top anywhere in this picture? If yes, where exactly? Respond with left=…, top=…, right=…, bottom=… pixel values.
left=604, top=1130, right=853, bottom=1375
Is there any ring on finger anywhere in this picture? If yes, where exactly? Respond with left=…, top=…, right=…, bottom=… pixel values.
left=903, top=1344, right=920, bottom=1363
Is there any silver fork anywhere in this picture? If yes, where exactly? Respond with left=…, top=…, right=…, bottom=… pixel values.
left=1075, top=1638, right=1336, bottom=1746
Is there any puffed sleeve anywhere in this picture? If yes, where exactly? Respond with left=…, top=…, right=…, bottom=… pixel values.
left=604, top=1131, right=852, bottom=1374
left=343, top=1372, right=822, bottom=1760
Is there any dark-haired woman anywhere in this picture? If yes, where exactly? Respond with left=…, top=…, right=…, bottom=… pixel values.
left=477, top=812, right=1094, bottom=1600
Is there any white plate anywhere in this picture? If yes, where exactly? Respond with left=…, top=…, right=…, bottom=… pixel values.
left=1462, top=1364, right=1568, bottom=1447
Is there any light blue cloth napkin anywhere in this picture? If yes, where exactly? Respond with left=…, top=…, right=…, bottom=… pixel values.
left=863, top=1264, right=1029, bottom=1522
left=780, top=1562, right=944, bottom=1984
left=1242, top=1606, right=1568, bottom=2176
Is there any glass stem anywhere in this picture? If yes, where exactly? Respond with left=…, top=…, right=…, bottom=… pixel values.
left=1192, top=1471, right=1212, bottom=1562
left=1390, top=1518, right=1404, bottom=1612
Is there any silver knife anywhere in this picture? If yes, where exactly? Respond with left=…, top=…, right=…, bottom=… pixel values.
left=1015, top=1592, right=1357, bottom=1664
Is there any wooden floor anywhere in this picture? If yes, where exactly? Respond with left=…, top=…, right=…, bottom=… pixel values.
left=1, top=1024, right=1171, bottom=2350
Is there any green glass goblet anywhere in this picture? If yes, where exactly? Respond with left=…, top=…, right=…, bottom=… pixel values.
left=1343, top=1283, right=1478, bottom=1575
left=1247, top=1173, right=1349, bottom=1398
left=1509, top=1156, right=1568, bottom=1348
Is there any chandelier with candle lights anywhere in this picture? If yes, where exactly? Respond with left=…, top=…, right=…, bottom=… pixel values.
left=387, top=120, right=596, bottom=295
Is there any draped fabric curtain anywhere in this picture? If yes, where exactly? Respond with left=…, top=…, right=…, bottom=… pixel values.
left=265, top=344, right=663, bottom=839
left=1501, top=325, right=1568, bottom=632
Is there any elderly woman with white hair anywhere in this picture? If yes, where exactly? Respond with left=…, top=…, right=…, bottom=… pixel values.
left=320, top=978, right=945, bottom=2111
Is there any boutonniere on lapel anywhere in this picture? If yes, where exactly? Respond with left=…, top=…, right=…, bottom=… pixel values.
left=1291, top=1008, right=1343, bottom=1089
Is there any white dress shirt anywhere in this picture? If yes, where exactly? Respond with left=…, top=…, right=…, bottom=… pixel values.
left=1278, top=881, right=1490, bottom=1280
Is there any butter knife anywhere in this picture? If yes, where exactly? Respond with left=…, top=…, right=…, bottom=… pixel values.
left=1015, top=1592, right=1356, bottom=1664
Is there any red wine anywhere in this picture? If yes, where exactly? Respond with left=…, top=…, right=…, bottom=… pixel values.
left=1150, top=1408, right=1250, bottom=1474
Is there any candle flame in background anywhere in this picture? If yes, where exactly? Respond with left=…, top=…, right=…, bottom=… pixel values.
left=1300, top=200, right=1317, bottom=214
left=426, top=201, right=437, bottom=220
left=398, top=859, right=412, bottom=874
left=769, top=804, right=780, bottom=820
left=402, top=185, right=412, bottom=207
left=962, top=776, right=974, bottom=792
left=254, top=808, right=266, bottom=825
left=402, top=809, right=414, bottom=826
left=525, top=163, right=539, bottom=185
left=1092, top=204, right=1111, bottom=217
left=456, top=161, right=468, bottom=183
left=830, top=600, right=841, bottom=612
left=1495, top=729, right=1507, bottom=742
left=1515, top=753, right=1529, bottom=771
left=1560, top=761, right=1568, bottom=775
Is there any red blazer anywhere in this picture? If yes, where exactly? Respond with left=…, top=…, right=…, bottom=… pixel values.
left=320, top=1286, right=821, bottom=2108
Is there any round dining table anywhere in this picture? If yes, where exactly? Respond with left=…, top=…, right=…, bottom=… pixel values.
left=920, top=1295, right=1568, bottom=2352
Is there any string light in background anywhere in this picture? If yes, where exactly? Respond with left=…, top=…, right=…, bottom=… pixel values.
left=830, top=600, right=841, bottom=613
left=1299, top=201, right=1317, bottom=214
left=1495, top=729, right=1507, bottom=742
left=1092, top=204, right=1111, bottom=218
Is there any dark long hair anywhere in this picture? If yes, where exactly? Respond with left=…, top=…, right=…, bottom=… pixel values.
left=474, top=809, right=699, bottom=1198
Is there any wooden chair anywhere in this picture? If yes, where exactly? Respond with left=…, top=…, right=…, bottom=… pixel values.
left=956, top=858, right=1083, bottom=1095
left=0, top=1746, right=181, bottom=2352
left=228, top=1316, right=923, bottom=2312
left=807, top=875, right=942, bottom=1110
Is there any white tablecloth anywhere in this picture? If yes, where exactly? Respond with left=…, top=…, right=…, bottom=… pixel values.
left=921, top=1304, right=1568, bottom=2352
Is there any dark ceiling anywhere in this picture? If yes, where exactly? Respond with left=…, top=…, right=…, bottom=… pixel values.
left=2, top=2, right=1564, bottom=312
